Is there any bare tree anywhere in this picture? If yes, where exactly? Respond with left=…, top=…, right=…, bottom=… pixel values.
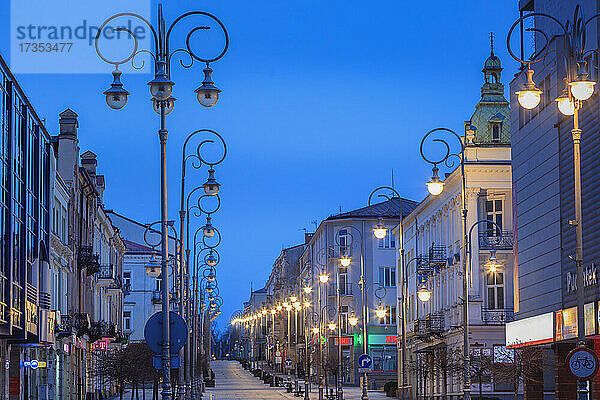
left=470, top=349, right=493, bottom=400
left=96, top=343, right=158, bottom=400
left=491, top=346, right=546, bottom=400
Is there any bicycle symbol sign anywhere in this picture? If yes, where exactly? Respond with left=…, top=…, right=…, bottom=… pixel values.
left=567, top=347, right=599, bottom=380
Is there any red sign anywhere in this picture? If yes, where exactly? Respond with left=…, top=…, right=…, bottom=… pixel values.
left=333, top=337, right=352, bottom=345
left=385, top=336, right=398, bottom=344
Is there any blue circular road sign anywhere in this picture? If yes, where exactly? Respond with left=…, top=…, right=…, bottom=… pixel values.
left=144, top=311, right=189, bottom=354
left=358, top=354, right=372, bottom=368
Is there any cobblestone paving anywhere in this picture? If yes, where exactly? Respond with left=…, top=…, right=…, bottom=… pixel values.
left=207, top=361, right=389, bottom=400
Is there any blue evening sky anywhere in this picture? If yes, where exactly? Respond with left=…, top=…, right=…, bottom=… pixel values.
left=1, top=1, right=520, bottom=329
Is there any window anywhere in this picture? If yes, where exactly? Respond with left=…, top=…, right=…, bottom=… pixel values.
left=338, top=229, right=350, bottom=256
left=487, top=272, right=504, bottom=309
left=379, top=306, right=396, bottom=325
left=123, top=271, right=131, bottom=289
left=491, top=122, right=501, bottom=141
left=485, top=199, right=503, bottom=235
left=379, top=267, right=396, bottom=287
left=378, top=231, right=395, bottom=249
left=339, top=273, right=349, bottom=295
left=124, top=311, right=132, bottom=330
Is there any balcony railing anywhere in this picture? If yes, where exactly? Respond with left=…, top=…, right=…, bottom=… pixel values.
left=98, top=265, right=114, bottom=280
left=414, top=312, right=445, bottom=340
left=479, top=231, right=513, bottom=250
left=89, top=321, right=117, bottom=342
left=481, top=308, right=515, bottom=325
left=78, top=245, right=100, bottom=274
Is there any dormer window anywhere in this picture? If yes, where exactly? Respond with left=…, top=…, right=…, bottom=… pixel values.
left=491, top=122, right=501, bottom=141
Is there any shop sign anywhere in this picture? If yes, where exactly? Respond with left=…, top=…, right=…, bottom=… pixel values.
left=506, top=312, right=554, bottom=348
left=22, top=360, right=46, bottom=369
left=333, top=337, right=353, bottom=346
left=368, top=335, right=398, bottom=345
left=93, top=340, right=109, bottom=351
left=566, top=264, right=597, bottom=293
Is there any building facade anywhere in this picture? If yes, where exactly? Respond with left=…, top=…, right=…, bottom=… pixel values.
left=396, top=49, right=515, bottom=399
left=506, top=0, right=600, bottom=398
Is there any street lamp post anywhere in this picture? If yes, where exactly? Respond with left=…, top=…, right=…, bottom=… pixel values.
left=420, top=127, right=469, bottom=399
left=95, top=6, right=228, bottom=400
left=507, top=7, right=600, bottom=399
left=318, top=271, right=329, bottom=400
left=366, top=186, right=404, bottom=399
left=181, top=130, right=225, bottom=398
left=333, top=225, right=367, bottom=400
left=303, top=283, right=313, bottom=400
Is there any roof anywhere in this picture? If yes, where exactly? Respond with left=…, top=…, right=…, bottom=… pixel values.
left=123, top=239, right=156, bottom=253
left=326, top=197, right=418, bottom=221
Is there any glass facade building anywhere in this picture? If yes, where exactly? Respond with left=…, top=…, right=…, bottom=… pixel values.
left=0, top=54, right=50, bottom=338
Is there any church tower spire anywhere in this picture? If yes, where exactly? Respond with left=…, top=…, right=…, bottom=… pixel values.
left=464, top=33, right=510, bottom=146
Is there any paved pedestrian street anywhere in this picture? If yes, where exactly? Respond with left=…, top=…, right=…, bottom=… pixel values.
left=206, top=361, right=389, bottom=400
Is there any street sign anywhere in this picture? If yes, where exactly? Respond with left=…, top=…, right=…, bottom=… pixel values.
left=285, top=358, right=293, bottom=368
left=152, top=354, right=181, bottom=370
left=358, top=354, right=373, bottom=373
left=567, top=346, right=599, bottom=380
left=275, top=350, right=282, bottom=357
left=144, top=311, right=189, bottom=354
left=275, top=356, right=282, bottom=364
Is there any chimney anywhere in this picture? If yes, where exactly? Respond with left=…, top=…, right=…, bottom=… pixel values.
left=96, top=175, right=105, bottom=204
left=80, top=151, right=97, bottom=179
left=57, top=109, right=79, bottom=185
left=305, top=232, right=314, bottom=244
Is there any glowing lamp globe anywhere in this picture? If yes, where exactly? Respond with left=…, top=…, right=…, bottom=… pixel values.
left=426, top=166, right=444, bottom=196
left=569, top=80, right=596, bottom=101
left=417, top=286, right=431, bottom=302
left=516, top=68, right=542, bottom=109
left=276, top=305, right=282, bottom=311
left=556, top=96, right=575, bottom=116
left=270, top=309, right=276, bottom=315
left=282, top=301, right=289, bottom=308
left=328, top=323, right=336, bottom=331
left=348, top=315, right=358, bottom=326
left=319, top=274, right=329, bottom=283
left=304, top=301, right=310, bottom=308
left=375, top=308, right=387, bottom=319
left=373, top=219, right=387, bottom=239
left=148, top=61, right=174, bottom=101
left=292, top=301, right=300, bottom=308
left=340, top=256, right=351, bottom=267
left=290, top=296, right=297, bottom=303
left=312, top=327, right=319, bottom=334
left=285, top=305, right=293, bottom=312
left=303, top=286, right=312, bottom=294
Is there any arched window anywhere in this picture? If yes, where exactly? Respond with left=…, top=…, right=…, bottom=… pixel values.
left=492, top=123, right=501, bottom=141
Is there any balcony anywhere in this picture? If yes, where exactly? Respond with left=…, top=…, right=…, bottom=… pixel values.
left=414, top=312, right=445, bottom=341
left=479, top=231, right=513, bottom=250
left=481, top=308, right=515, bottom=325
left=73, top=313, right=91, bottom=337
left=97, top=265, right=114, bottom=287
left=107, top=276, right=123, bottom=294
left=55, top=314, right=74, bottom=338
left=78, top=245, right=100, bottom=275
left=89, top=321, right=117, bottom=342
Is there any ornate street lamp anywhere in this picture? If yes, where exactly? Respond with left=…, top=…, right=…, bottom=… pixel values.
left=507, top=9, right=600, bottom=397
left=95, top=5, right=228, bottom=399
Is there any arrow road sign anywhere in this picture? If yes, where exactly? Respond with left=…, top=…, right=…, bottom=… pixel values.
left=285, top=358, right=293, bottom=368
left=358, top=354, right=373, bottom=373
left=144, top=311, right=189, bottom=355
